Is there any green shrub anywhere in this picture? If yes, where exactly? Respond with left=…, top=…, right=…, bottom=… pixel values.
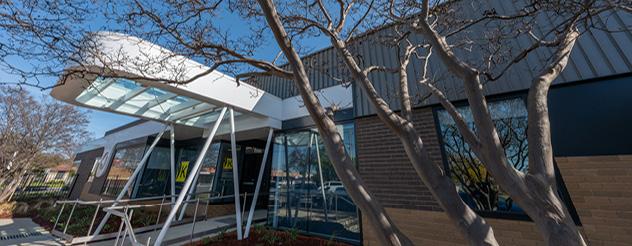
left=262, top=230, right=283, bottom=245
left=289, top=227, right=298, bottom=241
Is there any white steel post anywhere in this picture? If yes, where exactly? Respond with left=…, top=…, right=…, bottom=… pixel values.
left=153, top=107, right=227, bottom=246
left=177, top=170, right=200, bottom=220
left=244, top=128, right=273, bottom=238
left=93, top=125, right=169, bottom=236
left=313, top=134, right=328, bottom=222
left=230, top=108, right=244, bottom=240
left=170, top=124, right=176, bottom=205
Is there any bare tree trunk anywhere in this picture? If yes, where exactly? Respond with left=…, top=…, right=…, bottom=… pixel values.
left=397, top=52, right=413, bottom=122
left=521, top=178, right=586, bottom=246
left=522, top=28, right=586, bottom=246
left=257, top=1, right=413, bottom=245
left=0, top=178, right=21, bottom=203
left=412, top=14, right=587, bottom=245
left=331, top=39, right=498, bottom=246
left=0, top=153, right=37, bottom=203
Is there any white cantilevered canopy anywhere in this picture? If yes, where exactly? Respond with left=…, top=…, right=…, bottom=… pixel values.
left=50, top=32, right=282, bottom=131
left=49, top=32, right=282, bottom=245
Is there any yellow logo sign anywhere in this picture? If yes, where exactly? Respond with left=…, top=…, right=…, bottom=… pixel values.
left=176, top=161, right=189, bottom=182
left=222, top=158, right=233, bottom=170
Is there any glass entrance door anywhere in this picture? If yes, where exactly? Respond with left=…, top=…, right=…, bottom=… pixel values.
left=267, top=123, right=360, bottom=244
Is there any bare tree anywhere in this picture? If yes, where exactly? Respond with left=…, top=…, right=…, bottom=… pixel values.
left=0, top=87, right=90, bottom=202
left=255, top=0, right=630, bottom=245
left=382, top=0, right=631, bottom=245
left=1, top=0, right=629, bottom=245
left=259, top=0, right=501, bottom=245
left=0, top=1, right=413, bottom=245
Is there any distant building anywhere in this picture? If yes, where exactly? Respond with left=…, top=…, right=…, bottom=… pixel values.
left=44, top=163, right=76, bottom=181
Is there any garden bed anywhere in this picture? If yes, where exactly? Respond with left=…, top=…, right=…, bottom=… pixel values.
left=31, top=203, right=166, bottom=236
left=0, top=200, right=55, bottom=219
left=190, top=226, right=351, bottom=246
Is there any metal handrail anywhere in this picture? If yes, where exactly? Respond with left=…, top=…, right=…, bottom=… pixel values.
left=100, top=192, right=260, bottom=246
left=102, top=192, right=266, bottom=212
left=51, top=190, right=268, bottom=245
left=54, top=190, right=219, bottom=205
left=52, top=190, right=219, bottom=245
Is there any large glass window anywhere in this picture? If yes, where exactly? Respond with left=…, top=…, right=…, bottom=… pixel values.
left=174, top=142, right=244, bottom=201
left=195, top=143, right=222, bottom=199
left=267, top=123, right=360, bottom=243
left=134, top=147, right=171, bottom=198
left=102, top=144, right=146, bottom=197
left=436, top=98, right=528, bottom=215
left=175, top=143, right=222, bottom=199
left=213, top=143, right=243, bottom=197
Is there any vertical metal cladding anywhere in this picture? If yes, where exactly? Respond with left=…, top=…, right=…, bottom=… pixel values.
left=252, top=0, right=632, bottom=117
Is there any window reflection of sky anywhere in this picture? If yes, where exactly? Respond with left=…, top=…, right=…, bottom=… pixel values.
left=75, top=77, right=233, bottom=128
left=437, top=98, right=528, bottom=214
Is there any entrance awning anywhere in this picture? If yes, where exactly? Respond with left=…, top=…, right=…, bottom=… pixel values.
left=50, top=32, right=282, bottom=131
left=49, top=32, right=282, bottom=245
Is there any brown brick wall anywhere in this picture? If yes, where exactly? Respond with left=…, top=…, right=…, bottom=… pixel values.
left=556, top=155, right=632, bottom=246
left=359, top=154, right=632, bottom=245
left=356, top=107, right=632, bottom=245
left=362, top=208, right=544, bottom=246
left=355, top=107, right=444, bottom=211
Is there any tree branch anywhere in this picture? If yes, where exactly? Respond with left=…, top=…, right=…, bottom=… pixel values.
left=527, top=26, right=580, bottom=182
left=419, top=80, right=482, bottom=153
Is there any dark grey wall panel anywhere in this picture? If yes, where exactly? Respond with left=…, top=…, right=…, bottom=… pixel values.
left=549, top=75, right=632, bottom=156
left=71, top=147, right=104, bottom=199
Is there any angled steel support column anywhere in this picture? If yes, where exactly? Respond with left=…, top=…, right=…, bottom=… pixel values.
left=177, top=168, right=200, bottom=220
left=93, top=125, right=170, bottom=236
left=244, top=128, right=273, bottom=238
left=154, top=107, right=227, bottom=246
left=313, top=134, right=328, bottom=222
left=230, top=107, right=244, bottom=240
left=170, top=124, right=176, bottom=205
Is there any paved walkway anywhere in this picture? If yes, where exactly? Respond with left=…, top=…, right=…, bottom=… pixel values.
left=0, top=209, right=265, bottom=245
left=90, top=209, right=267, bottom=246
left=0, top=218, right=63, bottom=246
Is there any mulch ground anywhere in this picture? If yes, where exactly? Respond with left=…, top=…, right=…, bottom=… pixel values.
left=189, top=228, right=351, bottom=246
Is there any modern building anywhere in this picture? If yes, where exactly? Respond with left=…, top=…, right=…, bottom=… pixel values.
left=52, top=8, right=632, bottom=246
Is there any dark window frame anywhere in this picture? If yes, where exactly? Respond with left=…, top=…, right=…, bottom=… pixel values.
left=133, top=138, right=176, bottom=199
left=166, top=138, right=239, bottom=205
left=100, top=136, right=150, bottom=197
left=432, top=94, right=581, bottom=224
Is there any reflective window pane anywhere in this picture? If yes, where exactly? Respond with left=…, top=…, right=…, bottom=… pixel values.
left=437, top=98, right=528, bottom=214
left=267, top=123, right=360, bottom=243
left=196, top=143, right=221, bottom=199
left=213, top=143, right=243, bottom=197
left=74, top=77, right=221, bottom=128
left=135, top=147, right=171, bottom=198
left=102, top=144, right=146, bottom=197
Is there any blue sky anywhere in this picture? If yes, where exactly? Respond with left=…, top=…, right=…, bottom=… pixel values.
left=0, top=3, right=331, bottom=138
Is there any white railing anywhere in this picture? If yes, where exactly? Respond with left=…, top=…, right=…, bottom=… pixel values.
left=52, top=190, right=264, bottom=245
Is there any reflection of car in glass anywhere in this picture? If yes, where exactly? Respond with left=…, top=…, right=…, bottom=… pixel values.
left=319, top=181, right=343, bottom=193
left=327, top=187, right=356, bottom=212
left=290, top=182, right=319, bottom=207
left=330, top=187, right=348, bottom=196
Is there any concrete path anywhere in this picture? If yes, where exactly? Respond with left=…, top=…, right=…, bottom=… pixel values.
left=90, top=209, right=267, bottom=246
left=0, top=218, right=63, bottom=246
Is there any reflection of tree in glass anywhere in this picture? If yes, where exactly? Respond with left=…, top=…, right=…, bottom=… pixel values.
left=440, top=102, right=528, bottom=212
left=287, top=146, right=308, bottom=179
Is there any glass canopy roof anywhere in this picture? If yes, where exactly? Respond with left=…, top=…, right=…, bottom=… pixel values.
left=75, top=77, right=240, bottom=128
